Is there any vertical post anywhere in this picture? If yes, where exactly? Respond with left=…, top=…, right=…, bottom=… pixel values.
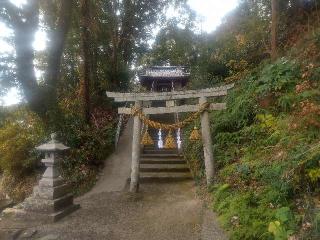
left=130, top=101, right=142, bottom=192
left=199, top=96, right=215, bottom=185
left=115, top=114, right=124, bottom=149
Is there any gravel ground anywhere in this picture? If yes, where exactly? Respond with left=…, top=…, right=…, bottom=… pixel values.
left=0, top=121, right=228, bottom=240
left=1, top=181, right=205, bottom=240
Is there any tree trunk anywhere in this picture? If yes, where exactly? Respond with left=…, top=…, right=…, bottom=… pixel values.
left=8, top=0, right=44, bottom=115
left=271, top=0, right=278, bottom=61
left=80, top=0, right=91, bottom=123
left=1, top=0, right=74, bottom=119
left=45, top=0, right=74, bottom=111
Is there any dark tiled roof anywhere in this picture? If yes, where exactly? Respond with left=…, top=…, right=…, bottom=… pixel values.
left=140, top=66, right=190, bottom=79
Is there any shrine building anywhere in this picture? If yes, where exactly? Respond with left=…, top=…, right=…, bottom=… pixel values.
left=139, top=66, right=190, bottom=92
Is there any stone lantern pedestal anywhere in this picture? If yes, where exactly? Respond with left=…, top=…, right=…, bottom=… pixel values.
left=2, top=134, right=79, bottom=223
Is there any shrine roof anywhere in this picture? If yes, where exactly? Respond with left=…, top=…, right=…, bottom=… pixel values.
left=139, top=66, right=190, bottom=80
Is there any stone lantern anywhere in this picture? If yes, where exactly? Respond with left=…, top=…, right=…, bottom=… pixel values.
left=3, top=133, right=80, bottom=222
left=36, top=133, right=70, bottom=189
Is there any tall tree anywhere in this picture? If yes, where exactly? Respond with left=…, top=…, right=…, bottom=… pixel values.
left=80, top=0, right=92, bottom=123
left=0, top=0, right=40, bottom=112
left=0, top=0, right=74, bottom=118
left=44, top=0, right=74, bottom=112
left=101, top=0, right=189, bottom=89
left=271, top=0, right=278, bottom=60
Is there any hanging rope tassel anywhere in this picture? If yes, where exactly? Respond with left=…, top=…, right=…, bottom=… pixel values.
left=189, top=126, right=201, bottom=141
left=164, top=130, right=177, bottom=149
left=141, top=130, right=154, bottom=146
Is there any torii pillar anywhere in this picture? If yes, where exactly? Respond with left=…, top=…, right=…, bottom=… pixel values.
left=199, top=96, right=215, bottom=185
left=130, top=101, right=142, bottom=192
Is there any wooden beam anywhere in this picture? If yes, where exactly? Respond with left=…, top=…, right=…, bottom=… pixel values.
left=118, top=103, right=226, bottom=115
left=106, top=84, right=234, bottom=102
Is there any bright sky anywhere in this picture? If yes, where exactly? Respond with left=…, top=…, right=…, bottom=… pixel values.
left=1, top=0, right=239, bottom=106
left=188, top=0, right=239, bottom=32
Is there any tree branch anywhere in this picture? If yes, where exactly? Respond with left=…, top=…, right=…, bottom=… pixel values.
left=0, top=0, right=22, bottom=27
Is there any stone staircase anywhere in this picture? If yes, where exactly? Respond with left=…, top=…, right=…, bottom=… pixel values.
left=140, top=114, right=192, bottom=182
left=139, top=129, right=192, bottom=182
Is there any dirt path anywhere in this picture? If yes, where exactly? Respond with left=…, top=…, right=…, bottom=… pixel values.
left=0, top=121, right=227, bottom=240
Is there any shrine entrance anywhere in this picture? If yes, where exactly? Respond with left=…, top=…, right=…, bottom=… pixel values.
left=107, top=66, right=233, bottom=192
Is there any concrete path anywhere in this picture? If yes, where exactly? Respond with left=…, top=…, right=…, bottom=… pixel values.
left=83, top=119, right=133, bottom=196
left=0, top=121, right=228, bottom=240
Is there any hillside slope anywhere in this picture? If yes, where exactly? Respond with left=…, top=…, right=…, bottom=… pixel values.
left=183, top=27, right=320, bottom=240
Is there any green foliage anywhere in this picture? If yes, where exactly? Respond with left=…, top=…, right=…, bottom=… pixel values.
left=212, top=185, right=275, bottom=240
left=0, top=108, right=45, bottom=201
left=183, top=52, right=320, bottom=238
left=268, top=221, right=290, bottom=240
left=57, top=96, right=117, bottom=196
left=277, top=93, right=297, bottom=112
left=275, top=207, right=294, bottom=225
left=256, top=58, right=300, bottom=96
left=141, top=23, right=198, bottom=66
left=268, top=207, right=296, bottom=240
left=179, top=3, right=320, bottom=240
left=256, top=114, right=277, bottom=130
left=307, top=168, right=320, bottom=183
left=0, top=98, right=117, bottom=198
left=182, top=122, right=205, bottom=181
left=213, top=78, right=258, bottom=133
left=0, top=108, right=45, bottom=177
left=59, top=121, right=116, bottom=196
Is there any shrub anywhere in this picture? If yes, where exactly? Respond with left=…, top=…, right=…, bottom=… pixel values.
left=182, top=122, right=205, bottom=182
left=181, top=56, right=320, bottom=239
left=0, top=108, right=45, bottom=201
left=58, top=96, right=117, bottom=195
left=256, top=58, right=300, bottom=96
left=59, top=120, right=116, bottom=196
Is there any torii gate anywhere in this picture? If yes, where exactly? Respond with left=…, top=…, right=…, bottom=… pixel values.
left=107, top=83, right=234, bottom=192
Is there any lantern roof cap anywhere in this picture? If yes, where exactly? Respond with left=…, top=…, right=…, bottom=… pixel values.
left=36, top=133, right=69, bottom=152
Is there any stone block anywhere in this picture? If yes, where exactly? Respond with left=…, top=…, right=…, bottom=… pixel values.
left=2, top=202, right=79, bottom=223
left=39, top=177, right=64, bottom=188
left=33, top=184, right=71, bottom=200
left=22, top=194, right=74, bottom=213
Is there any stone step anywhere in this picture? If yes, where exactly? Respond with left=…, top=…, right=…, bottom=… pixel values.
left=140, top=158, right=186, bottom=164
left=52, top=194, right=74, bottom=212
left=50, top=203, right=80, bottom=222
left=1, top=197, right=79, bottom=223
left=141, top=153, right=182, bottom=158
left=143, top=146, right=177, bottom=149
left=143, top=146, right=176, bottom=150
left=140, top=164, right=189, bottom=172
left=143, top=149, right=178, bottom=155
left=139, top=172, right=192, bottom=182
left=22, top=193, right=74, bottom=213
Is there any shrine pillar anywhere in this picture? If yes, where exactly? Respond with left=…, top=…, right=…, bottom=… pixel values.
left=130, top=100, right=142, bottom=192
left=199, top=96, right=215, bottom=185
